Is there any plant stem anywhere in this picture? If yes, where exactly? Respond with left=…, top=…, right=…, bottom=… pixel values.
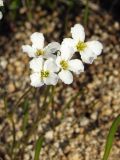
left=14, top=86, right=51, bottom=159
left=14, top=86, right=32, bottom=108
left=83, top=0, right=89, bottom=27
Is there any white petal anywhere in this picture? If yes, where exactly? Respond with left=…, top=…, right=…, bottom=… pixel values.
left=44, top=73, right=58, bottom=85
left=29, top=57, right=43, bottom=72
left=0, top=0, right=3, bottom=6
left=44, top=58, right=59, bottom=73
left=44, top=42, right=60, bottom=54
left=62, top=38, right=75, bottom=48
left=58, top=70, right=73, bottom=84
left=60, top=44, right=74, bottom=60
left=30, top=73, right=44, bottom=87
left=22, top=45, right=36, bottom=57
left=71, top=24, right=85, bottom=42
left=0, top=11, right=3, bottom=20
left=56, top=56, right=62, bottom=68
left=30, top=32, right=44, bottom=49
left=80, top=47, right=97, bottom=64
left=86, top=41, right=103, bottom=56
left=69, top=59, right=84, bottom=74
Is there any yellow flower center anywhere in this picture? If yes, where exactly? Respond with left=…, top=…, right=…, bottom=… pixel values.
left=41, top=70, right=49, bottom=78
left=76, top=41, right=87, bottom=52
left=36, top=49, right=44, bottom=56
left=60, top=60, right=68, bottom=70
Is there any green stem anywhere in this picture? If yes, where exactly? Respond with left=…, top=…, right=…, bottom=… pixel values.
left=83, top=0, right=89, bottom=27
left=61, top=91, right=81, bottom=119
left=14, top=86, right=32, bottom=108
left=14, top=86, right=51, bottom=158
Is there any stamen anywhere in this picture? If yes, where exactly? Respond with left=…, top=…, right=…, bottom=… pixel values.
left=60, top=60, right=68, bottom=70
left=36, top=49, right=44, bottom=56
left=76, top=41, right=87, bottom=52
left=41, top=70, right=49, bottom=78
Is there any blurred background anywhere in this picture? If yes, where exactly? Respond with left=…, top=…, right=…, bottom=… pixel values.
left=0, top=0, right=120, bottom=160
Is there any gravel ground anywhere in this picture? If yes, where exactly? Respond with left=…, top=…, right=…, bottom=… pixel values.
left=0, top=2, right=120, bottom=160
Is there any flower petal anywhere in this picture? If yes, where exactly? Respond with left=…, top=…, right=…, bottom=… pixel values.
left=80, top=47, right=97, bottom=64
left=44, top=58, right=59, bottom=73
left=30, top=32, right=44, bottom=49
left=44, top=73, right=58, bottom=85
left=29, top=57, right=43, bottom=72
left=86, top=41, right=103, bottom=56
left=56, top=56, right=62, bottom=68
left=60, top=44, right=74, bottom=60
left=58, top=70, right=73, bottom=84
left=0, top=0, right=3, bottom=6
left=44, top=42, right=60, bottom=54
left=71, top=24, right=85, bottom=42
left=68, top=59, right=84, bottom=74
left=30, top=73, right=44, bottom=87
left=62, top=38, right=75, bottom=47
left=22, top=45, right=36, bottom=57
left=0, top=11, right=3, bottom=20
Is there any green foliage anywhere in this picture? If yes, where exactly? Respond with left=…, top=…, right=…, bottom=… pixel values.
left=9, top=0, right=22, bottom=10
left=21, top=99, right=29, bottom=133
left=34, top=137, right=44, bottom=160
left=102, top=115, right=120, bottom=160
left=83, top=0, right=89, bottom=26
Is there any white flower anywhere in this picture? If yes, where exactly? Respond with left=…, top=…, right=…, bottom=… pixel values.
left=0, top=0, right=3, bottom=20
left=0, top=11, right=2, bottom=20
left=56, top=44, right=84, bottom=84
left=30, top=57, right=59, bottom=87
left=0, top=0, right=3, bottom=6
left=62, top=24, right=103, bottom=64
left=22, top=32, right=60, bottom=59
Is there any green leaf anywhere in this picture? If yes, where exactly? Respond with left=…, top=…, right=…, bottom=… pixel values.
left=21, top=99, right=29, bottom=133
left=102, top=115, right=120, bottom=160
left=34, top=137, right=44, bottom=160
left=9, top=0, right=21, bottom=10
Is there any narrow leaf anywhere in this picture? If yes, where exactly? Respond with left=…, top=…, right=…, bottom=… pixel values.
left=21, top=99, right=29, bottom=133
left=34, top=137, right=44, bottom=160
left=102, top=115, right=120, bottom=160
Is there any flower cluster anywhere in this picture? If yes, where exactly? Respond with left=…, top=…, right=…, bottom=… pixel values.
left=0, top=0, right=3, bottom=20
left=22, top=24, right=103, bottom=87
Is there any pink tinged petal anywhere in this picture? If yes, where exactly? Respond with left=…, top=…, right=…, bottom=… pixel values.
left=60, top=44, right=75, bottom=60
left=44, top=58, right=59, bottom=73
left=44, top=73, right=58, bottom=85
left=22, top=45, right=36, bottom=57
left=58, top=70, right=73, bottom=84
left=86, top=41, right=103, bottom=56
left=29, top=57, right=43, bottom=72
left=44, top=42, right=61, bottom=55
left=68, top=59, right=84, bottom=74
left=30, top=32, right=44, bottom=49
left=71, top=24, right=85, bottom=42
left=80, top=47, right=97, bottom=64
left=30, top=73, right=44, bottom=87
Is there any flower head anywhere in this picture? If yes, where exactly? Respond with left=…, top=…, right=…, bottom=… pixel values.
left=22, top=32, right=60, bottom=59
left=30, top=57, right=59, bottom=87
left=56, top=44, right=84, bottom=84
left=62, top=24, right=103, bottom=64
